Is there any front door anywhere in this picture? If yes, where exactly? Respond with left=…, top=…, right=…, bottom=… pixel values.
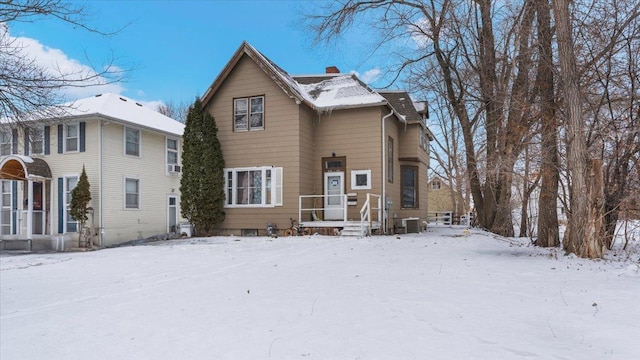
left=324, top=172, right=344, bottom=220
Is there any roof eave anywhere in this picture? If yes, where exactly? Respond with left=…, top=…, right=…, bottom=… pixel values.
left=315, top=101, right=389, bottom=113
left=58, top=113, right=184, bottom=137
left=201, top=42, right=308, bottom=108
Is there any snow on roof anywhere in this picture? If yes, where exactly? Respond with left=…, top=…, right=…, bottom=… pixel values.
left=60, top=93, right=184, bottom=136
left=244, top=43, right=385, bottom=111
left=298, top=75, right=387, bottom=110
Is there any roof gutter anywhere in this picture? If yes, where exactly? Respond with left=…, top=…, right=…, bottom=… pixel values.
left=381, top=108, right=395, bottom=234
left=57, top=113, right=184, bottom=137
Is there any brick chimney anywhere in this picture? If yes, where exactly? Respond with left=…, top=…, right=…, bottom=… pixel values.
left=325, top=66, right=340, bottom=74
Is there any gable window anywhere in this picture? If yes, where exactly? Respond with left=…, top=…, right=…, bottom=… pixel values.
left=30, top=127, right=45, bottom=155
left=401, top=166, right=418, bottom=208
left=351, top=169, right=372, bottom=190
left=65, top=176, right=78, bottom=232
left=234, top=96, right=264, bottom=131
left=125, top=127, right=141, bottom=157
left=431, top=178, right=442, bottom=190
left=65, top=124, right=79, bottom=152
left=166, top=138, right=179, bottom=172
left=225, top=166, right=282, bottom=207
left=0, top=131, right=11, bottom=156
left=125, top=178, right=140, bottom=209
left=387, top=137, right=394, bottom=183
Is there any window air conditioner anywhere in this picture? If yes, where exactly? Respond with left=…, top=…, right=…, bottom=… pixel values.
left=168, top=164, right=182, bottom=173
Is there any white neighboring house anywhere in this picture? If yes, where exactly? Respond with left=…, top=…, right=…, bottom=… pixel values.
left=0, top=93, right=185, bottom=250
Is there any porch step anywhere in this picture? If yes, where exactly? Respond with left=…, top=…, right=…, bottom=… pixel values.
left=341, top=223, right=366, bottom=237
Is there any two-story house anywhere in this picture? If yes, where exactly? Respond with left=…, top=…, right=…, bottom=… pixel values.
left=427, top=176, right=469, bottom=225
left=0, top=93, right=184, bottom=250
left=201, top=42, right=433, bottom=236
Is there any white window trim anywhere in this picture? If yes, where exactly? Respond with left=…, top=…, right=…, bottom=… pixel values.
left=124, top=126, right=142, bottom=158
left=431, top=179, right=442, bottom=190
left=1, top=180, right=13, bottom=235
left=64, top=123, right=80, bottom=153
left=124, top=177, right=141, bottom=210
left=0, top=130, right=12, bottom=156
left=30, top=126, right=45, bottom=155
left=351, top=169, right=372, bottom=190
left=233, top=96, right=264, bottom=132
left=64, top=174, right=79, bottom=233
left=224, top=166, right=282, bottom=208
left=166, top=137, right=180, bottom=174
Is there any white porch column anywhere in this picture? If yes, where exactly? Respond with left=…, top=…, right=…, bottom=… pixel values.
left=27, top=178, right=33, bottom=239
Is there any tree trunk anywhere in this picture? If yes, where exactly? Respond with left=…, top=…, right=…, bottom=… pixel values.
left=586, top=159, right=606, bottom=256
left=535, top=0, right=560, bottom=247
left=553, top=0, right=603, bottom=258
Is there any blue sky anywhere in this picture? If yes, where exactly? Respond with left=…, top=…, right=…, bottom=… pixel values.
left=7, top=0, right=390, bottom=109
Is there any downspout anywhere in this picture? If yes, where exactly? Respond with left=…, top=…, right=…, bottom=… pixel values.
left=381, top=109, right=394, bottom=234
left=99, top=121, right=105, bottom=248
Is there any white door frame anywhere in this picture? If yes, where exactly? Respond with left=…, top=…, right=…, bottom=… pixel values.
left=167, top=195, right=178, bottom=233
left=324, top=172, right=344, bottom=220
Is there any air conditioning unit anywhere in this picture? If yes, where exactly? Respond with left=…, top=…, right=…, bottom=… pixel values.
left=168, top=164, right=182, bottom=173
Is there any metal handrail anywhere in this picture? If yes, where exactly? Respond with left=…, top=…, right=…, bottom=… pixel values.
left=359, top=193, right=381, bottom=237
left=299, top=194, right=348, bottom=224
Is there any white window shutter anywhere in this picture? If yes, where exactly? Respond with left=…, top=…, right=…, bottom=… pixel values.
left=275, top=167, right=283, bottom=206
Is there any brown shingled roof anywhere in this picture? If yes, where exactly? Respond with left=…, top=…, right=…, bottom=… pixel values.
left=376, top=90, right=423, bottom=123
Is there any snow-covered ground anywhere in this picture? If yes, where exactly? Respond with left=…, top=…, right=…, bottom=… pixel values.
left=1, top=226, right=638, bottom=359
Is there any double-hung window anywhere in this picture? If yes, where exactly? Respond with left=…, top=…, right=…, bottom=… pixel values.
left=0, top=131, right=11, bottom=156
left=65, top=124, right=79, bottom=152
left=30, top=127, right=44, bottom=155
left=419, top=128, right=430, bottom=151
left=225, top=166, right=282, bottom=207
left=401, top=166, right=418, bottom=208
left=431, top=179, right=441, bottom=190
left=125, top=178, right=140, bottom=209
left=125, top=127, right=141, bottom=157
left=1, top=181, right=12, bottom=235
left=234, top=96, right=264, bottom=131
left=65, top=176, right=78, bottom=232
left=166, top=138, right=179, bottom=172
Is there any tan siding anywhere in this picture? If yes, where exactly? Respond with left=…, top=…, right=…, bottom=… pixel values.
left=393, top=122, right=430, bottom=224
left=299, top=105, right=316, bottom=197
left=314, top=107, right=383, bottom=221
left=206, top=54, right=303, bottom=232
left=385, top=113, right=400, bottom=230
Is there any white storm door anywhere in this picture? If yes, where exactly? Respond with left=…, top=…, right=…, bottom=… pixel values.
left=168, top=195, right=178, bottom=233
left=324, top=172, right=344, bottom=220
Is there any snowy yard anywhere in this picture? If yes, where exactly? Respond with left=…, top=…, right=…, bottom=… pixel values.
left=1, top=226, right=639, bottom=359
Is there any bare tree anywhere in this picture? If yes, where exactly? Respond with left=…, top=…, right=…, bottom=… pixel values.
left=577, top=1, right=640, bottom=249
left=308, top=0, right=540, bottom=237
left=535, top=0, right=560, bottom=247
left=156, top=99, right=190, bottom=123
left=0, top=0, right=124, bottom=122
left=553, top=0, right=603, bottom=258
